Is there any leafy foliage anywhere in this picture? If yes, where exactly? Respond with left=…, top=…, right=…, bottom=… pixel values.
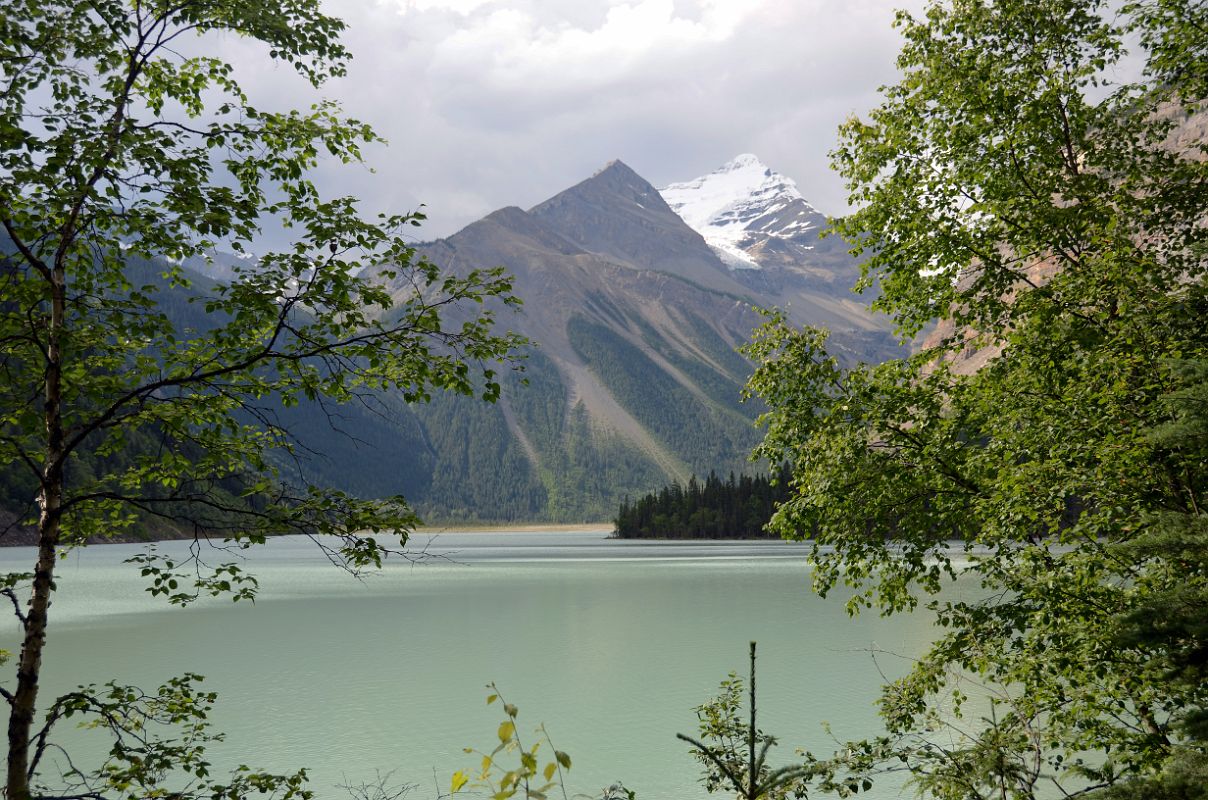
left=28, top=675, right=311, bottom=800
left=451, top=686, right=638, bottom=800
left=744, top=0, right=1208, bottom=797
left=1090, top=359, right=1208, bottom=800
left=452, top=686, right=574, bottom=800
left=678, top=643, right=810, bottom=800
left=0, top=1, right=521, bottom=798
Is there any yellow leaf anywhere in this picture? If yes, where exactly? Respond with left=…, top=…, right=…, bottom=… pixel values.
left=451, top=771, right=468, bottom=793
left=543, top=763, right=557, bottom=782
left=497, top=720, right=515, bottom=743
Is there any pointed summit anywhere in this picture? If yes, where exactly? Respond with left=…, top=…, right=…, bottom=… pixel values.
left=527, top=159, right=751, bottom=296
left=574, top=158, right=669, bottom=210
left=660, top=153, right=811, bottom=228
left=660, top=155, right=823, bottom=269
left=593, top=158, right=635, bottom=177
left=721, top=153, right=770, bottom=173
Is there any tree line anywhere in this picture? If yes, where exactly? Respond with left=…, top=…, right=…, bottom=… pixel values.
left=613, top=466, right=792, bottom=539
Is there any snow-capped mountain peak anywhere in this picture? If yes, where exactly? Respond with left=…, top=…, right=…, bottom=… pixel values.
left=660, top=154, right=824, bottom=269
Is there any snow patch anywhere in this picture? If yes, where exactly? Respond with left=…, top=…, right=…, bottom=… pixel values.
left=660, top=154, right=822, bottom=270
left=709, top=239, right=760, bottom=269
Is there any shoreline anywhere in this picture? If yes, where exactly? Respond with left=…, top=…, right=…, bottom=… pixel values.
left=413, top=522, right=613, bottom=534
left=0, top=521, right=617, bottom=547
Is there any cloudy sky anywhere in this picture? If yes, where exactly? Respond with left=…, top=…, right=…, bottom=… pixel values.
left=223, top=0, right=926, bottom=241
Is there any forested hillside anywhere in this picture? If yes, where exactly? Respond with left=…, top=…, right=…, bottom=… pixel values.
left=566, top=316, right=757, bottom=477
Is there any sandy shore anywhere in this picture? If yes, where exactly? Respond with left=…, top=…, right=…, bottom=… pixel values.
left=413, top=522, right=614, bottom=534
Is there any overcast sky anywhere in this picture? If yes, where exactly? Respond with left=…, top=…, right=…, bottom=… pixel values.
left=219, top=0, right=926, bottom=242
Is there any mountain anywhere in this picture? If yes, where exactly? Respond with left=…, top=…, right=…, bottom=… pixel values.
left=1, top=159, right=901, bottom=531
left=661, top=154, right=821, bottom=266
left=374, top=175, right=767, bottom=521
left=527, top=160, right=749, bottom=297
left=662, top=154, right=868, bottom=303
left=355, top=158, right=900, bottom=522
left=182, top=248, right=260, bottom=282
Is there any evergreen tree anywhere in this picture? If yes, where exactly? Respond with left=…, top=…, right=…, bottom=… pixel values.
left=613, top=469, right=789, bottom=539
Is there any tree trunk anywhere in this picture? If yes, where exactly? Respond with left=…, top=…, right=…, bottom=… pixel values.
left=7, top=267, right=66, bottom=800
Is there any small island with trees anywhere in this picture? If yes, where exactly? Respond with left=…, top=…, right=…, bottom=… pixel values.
left=613, top=468, right=792, bottom=539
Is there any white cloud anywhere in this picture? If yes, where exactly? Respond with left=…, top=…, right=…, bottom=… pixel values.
left=401, top=0, right=495, bottom=13
left=216, top=0, right=924, bottom=243
left=412, top=1, right=764, bottom=91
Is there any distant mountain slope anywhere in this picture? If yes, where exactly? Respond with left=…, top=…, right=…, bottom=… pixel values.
left=363, top=158, right=901, bottom=521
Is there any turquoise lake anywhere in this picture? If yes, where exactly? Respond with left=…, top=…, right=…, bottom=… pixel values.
left=0, top=531, right=957, bottom=799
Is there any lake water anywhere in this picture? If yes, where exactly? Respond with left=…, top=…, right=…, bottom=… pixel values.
left=0, top=532, right=950, bottom=799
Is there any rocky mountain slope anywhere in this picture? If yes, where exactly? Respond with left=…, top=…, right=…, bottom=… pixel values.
left=356, top=158, right=899, bottom=521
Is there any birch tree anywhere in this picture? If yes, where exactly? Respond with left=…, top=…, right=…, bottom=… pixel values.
left=0, top=2, right=521, bottom=797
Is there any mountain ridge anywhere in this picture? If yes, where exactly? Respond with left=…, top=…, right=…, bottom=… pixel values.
left=357, top=156, right=903, bottom=520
